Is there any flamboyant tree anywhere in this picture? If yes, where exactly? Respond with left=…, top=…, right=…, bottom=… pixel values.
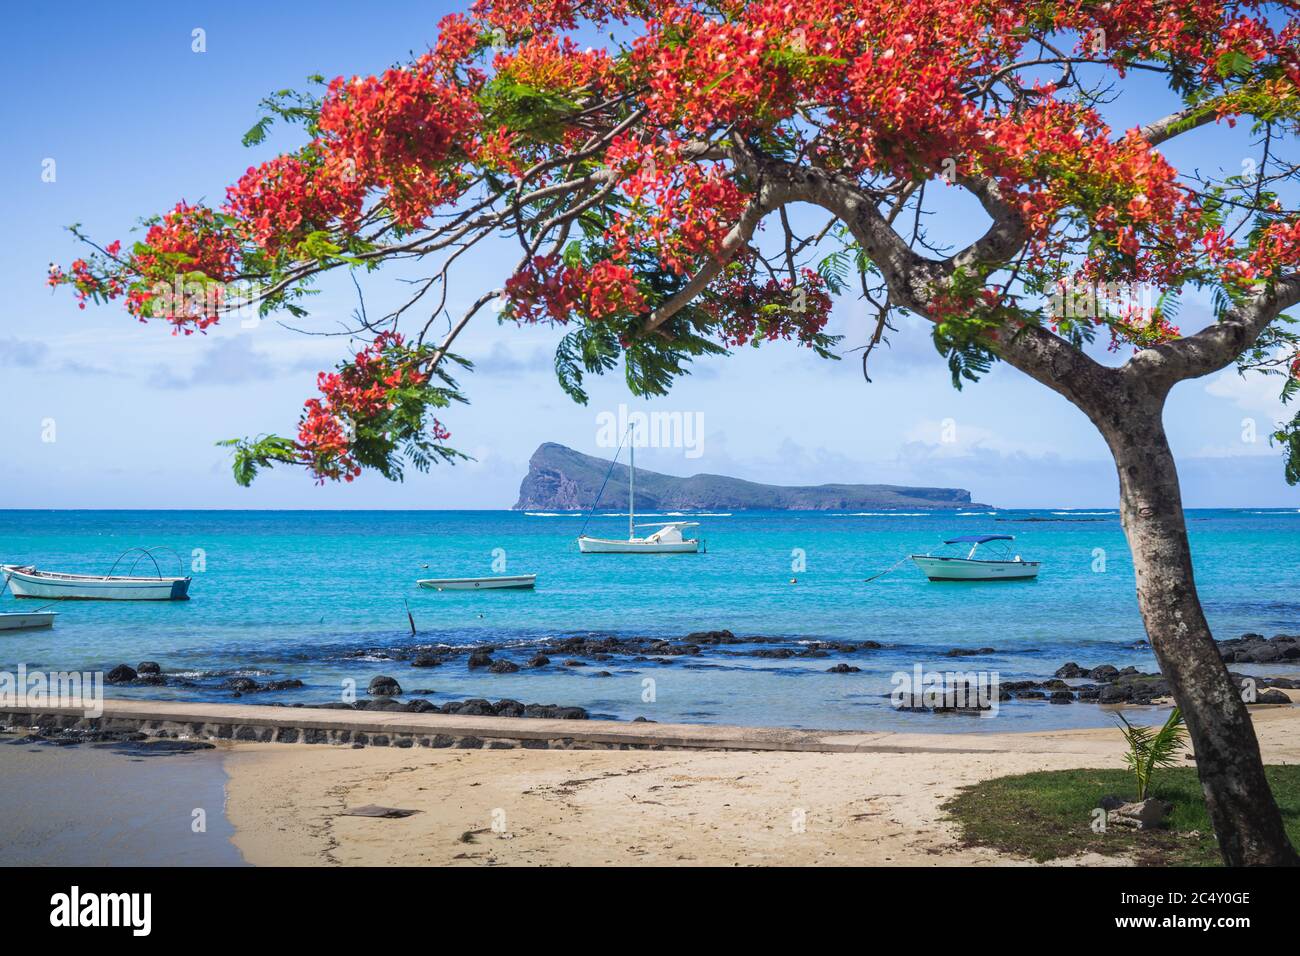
left=54, top=0, right=1300, bottom=864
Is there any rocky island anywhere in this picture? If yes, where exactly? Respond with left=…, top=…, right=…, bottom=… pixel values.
left=513, top=442, right=991, bottom=511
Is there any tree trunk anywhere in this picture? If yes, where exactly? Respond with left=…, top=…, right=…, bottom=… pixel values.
left=1102, top=392, right=1297, bottom=866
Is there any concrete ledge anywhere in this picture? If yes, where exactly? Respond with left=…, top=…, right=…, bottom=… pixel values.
left=0, top=699, right=1131, bottom=754
left=0, top=699, right=886, bottom=753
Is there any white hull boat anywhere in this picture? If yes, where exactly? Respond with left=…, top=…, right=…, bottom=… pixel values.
left=910, top=535, right=1039, bottom=581
left=417, top=574, right=536, bottom=591
left=2, top=565, right=192, bottom=601
left=576, top=429, right=702, bottom=554
left=0, top=611, right=57, bottom=631
left=578, top=527, right=700, bottom=554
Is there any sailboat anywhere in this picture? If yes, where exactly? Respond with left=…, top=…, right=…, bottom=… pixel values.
left=577, top=433, right=702, bottom=554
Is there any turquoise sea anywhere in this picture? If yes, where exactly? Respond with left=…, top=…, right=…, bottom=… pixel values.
left=1, top=508, right=1297, bottom=732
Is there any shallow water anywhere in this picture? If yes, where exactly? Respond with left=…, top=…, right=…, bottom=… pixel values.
left=0, top=508, right=1296, bottom=731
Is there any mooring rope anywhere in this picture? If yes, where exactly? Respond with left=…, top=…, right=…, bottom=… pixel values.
left=863, top=555, right=911, bottom=583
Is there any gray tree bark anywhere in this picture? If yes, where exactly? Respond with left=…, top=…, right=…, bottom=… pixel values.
left=1087, top=377, right=1298, bottom=866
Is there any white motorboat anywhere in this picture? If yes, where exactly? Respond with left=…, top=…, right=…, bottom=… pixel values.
left=577, top=429, right=702, bottom=554
left=0, top=611, right=57, bottom=631
left=417, top=574, right=537, bottom=591
left=910, top=535, right=1040, bottom=581
left=2, top=565, right=192, bottom=601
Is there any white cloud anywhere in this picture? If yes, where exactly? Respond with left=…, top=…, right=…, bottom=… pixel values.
left=900, top=418, right=1063, bottom=459
left=1204, top=369, right=1287, bottom=414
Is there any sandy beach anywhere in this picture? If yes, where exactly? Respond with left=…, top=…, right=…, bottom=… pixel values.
left=223, top=698, right=1300, bottom=867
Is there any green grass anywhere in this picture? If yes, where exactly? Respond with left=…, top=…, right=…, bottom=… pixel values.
left=942, top=766, right=1300, bottom=866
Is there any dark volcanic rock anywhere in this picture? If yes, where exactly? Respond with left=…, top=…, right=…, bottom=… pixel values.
left=368, top=675, right=402, bottom=697
left=1088, top=664, right=1120, bottom=682
left=1218, top=632, right=1300, bottom=663
left=105, top=664, right=137, bottom=684
left=894, top=681, right=996, bottom=714
left=411, top=654, right=443, bottom=668
left=488, top=660, right=520, bottom=674
left=222, top=676, right=301, bottom=693
left=525, top=654, right=550, bottom=668
left=946, top=647, right=996, bottom=657
left=467, top=650, right=494, bottom=669
left=1098, top=684, right=1133, bottom=703
left=686, top=629, right=738, bottom=644
left=97, top=739, right=216, bottom=756
left=136, top=661, right=161, bottom=675
left=1251, top=689, right=1292, bottom=705
left=1001, top=680, right=1041, bottom=691
left=264, top=679, right=303, bottom=691
left=827, top=663, right=861, bottom=673
left=1054, top=662, right=1088, bottom=679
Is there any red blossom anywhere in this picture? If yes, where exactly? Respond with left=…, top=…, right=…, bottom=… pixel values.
left=318, top=56, right=481, bottom=228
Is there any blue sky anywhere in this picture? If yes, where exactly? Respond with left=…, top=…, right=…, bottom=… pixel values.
left=1, top=1, right=1297, bottom=510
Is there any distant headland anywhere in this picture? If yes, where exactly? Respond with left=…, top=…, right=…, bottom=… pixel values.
left=513, top=443, right=991, bottom=511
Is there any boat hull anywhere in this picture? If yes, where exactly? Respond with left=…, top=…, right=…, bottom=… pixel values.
left=0, top=612, right=57, bottom=631
left=3, top=566, right=191, bottom=601
left=910, top=556, right=1040, bottom=581
left=577, top=536, right=699, bottom=554
left=417, top=575, right=536, bottom=591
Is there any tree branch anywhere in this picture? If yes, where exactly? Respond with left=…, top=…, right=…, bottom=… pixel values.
left=1127, top=273, right=1300, bottom=385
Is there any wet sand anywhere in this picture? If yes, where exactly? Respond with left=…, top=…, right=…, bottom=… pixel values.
left=0, top=740, right=245, bottom=867
left=223, top=701, right=1300, bottom=867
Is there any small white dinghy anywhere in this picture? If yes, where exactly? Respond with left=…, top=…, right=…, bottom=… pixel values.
left=910, top=535, right=1040, bottom=581
left=417, top=574, right=537, bottom=591
left=2, top=565, right=192, bottom=601
left=0, top=611, right=57, bottom=631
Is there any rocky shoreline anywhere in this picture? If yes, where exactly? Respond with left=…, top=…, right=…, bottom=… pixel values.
left=53, top=629, right=1297, bottom=726
left=4, top=631, right=1295, bottom=753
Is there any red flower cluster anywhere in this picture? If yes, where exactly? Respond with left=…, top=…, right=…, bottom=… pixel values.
left=296, top=332, right=443, bottom=483
left=494, top=35, right=613, bottom=96
left=225, top=151, right=365, bottom=256
left=504, top=254, right=645, bottom=324
left=47, top=254, right=120, bottom=310
left=318, top=55, right=481, bottom=228
left=469, top=0, right=632, bottom=36
left=605, top=137, right=749, bottom=275
left=706, top=266, right=834, bottom=348
left=633, top=8, right=797, bottom=134
left=1076, top=0, right=1297, bottom=84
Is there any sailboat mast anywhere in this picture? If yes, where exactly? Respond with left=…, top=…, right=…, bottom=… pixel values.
left=628, top=426, right=635, bottom=540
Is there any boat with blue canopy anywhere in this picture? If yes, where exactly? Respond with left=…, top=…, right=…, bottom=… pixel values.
left=910, top=534, right=1040, bottom=581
